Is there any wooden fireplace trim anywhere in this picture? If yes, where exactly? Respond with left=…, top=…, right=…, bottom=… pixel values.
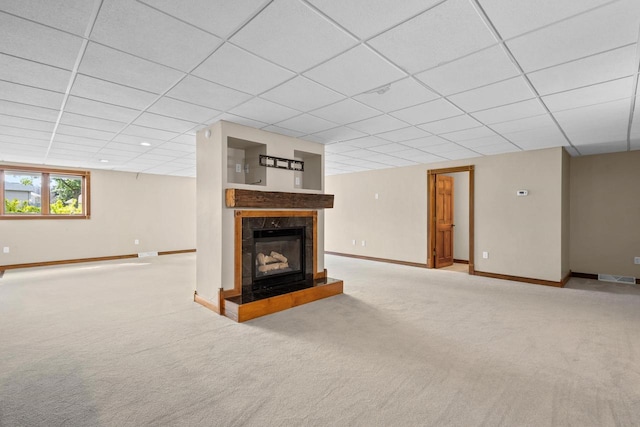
left=227, top=210, right=318, bottom=298
left=226, top=188, right=334, bottom=209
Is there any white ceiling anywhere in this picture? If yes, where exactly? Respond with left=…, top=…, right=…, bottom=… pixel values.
left=0, top=0, right=639, bottom=177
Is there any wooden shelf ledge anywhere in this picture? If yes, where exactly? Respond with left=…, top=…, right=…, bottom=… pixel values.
left=226, top=188, right=334, bottom=209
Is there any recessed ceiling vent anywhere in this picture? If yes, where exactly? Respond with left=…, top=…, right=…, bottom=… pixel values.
left=597, top=274, right=636, bottom=284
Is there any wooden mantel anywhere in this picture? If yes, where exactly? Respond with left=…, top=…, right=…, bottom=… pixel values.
left=225, top=188, right=334, bottom=209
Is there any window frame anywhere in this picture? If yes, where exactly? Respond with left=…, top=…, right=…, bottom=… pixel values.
left=1, top=165, right=91, bottom=220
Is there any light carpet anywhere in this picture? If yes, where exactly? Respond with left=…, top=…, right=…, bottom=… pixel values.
left=1, top=254, right=639, bottom=426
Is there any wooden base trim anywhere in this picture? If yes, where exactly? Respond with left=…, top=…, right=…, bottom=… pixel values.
left=158, top=249, right=196, bottom=256
left=453, top=259, right=469, bottom=264
left=571, top=271, right=640, bottom=285
left=313, top=269, right=328, bottom=280
left=194, top=291, right=220, bottom=314
left=325, top=251, right=428, bottom=269
left=224, top=279, right=343, bottom=323
left=0, top=249, right=196, bottom=274
left=474, top=270, right=565, bottom=288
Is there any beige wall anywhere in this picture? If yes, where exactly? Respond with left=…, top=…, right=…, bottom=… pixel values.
left=570, top=150, right=640, bottom=278
left=0, top=167, right=196, bottom=266
left=561, top=148, right=571, bottom=279
left=326, top=147, right=567, bottom=282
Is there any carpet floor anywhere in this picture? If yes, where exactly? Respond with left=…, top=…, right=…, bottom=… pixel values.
left=1, top=254, right=639, bottom=426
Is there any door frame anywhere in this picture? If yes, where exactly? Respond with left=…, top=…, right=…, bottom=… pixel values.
left=427, top=165, right=475, bottom=274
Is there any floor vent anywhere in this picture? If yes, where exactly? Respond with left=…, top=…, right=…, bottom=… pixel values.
left=598, top=274, right=636, bottom=284
left=138, top=251, right=159, bottom=258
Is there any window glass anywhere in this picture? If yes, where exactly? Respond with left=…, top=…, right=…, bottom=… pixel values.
left=49, top=175, right=83, bottom=215
left=4, top=172, right=42, bottom=214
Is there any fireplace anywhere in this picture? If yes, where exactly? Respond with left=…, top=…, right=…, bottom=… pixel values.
left=252, top=227, right=305, bottom=291
left=239, top=213, right=315, bottom=297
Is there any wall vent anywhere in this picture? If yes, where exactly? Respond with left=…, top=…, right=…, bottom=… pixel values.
left=597, top=274, right=636, bottom=284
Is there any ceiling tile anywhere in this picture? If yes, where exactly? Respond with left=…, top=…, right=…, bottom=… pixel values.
left=369, top=143, right=412, bottom=154
left=308, top=0, right=440, bottom=39
left=0, top=135, right=49, bottom=148
left=390, top=99, right=463, bottom=125
left=542, top=77, right=633, bottom=112
left=346, top=135, right=394, bottom=148
left=230, top=0, right=356, bottom=72
left=418, top=115, right=483, bottom=135
left=1, top=0, right=96, bottom=36
left=157, top=142, right=195, bottom=153
left=415, top=45, right=520, bottom=96
left=167, top=75, right=252, bottom=111
left=311, top=99, right=380, bottom=124
left=64, top=96, right=140, bottom=123
left=0, top=100, right=59, bottom=122
left=0, top=125, right=51, bottom=141
left=169, top=134, right=197, bottom=145
left=210, top=113, right=268, bottom=129
left=53, top=134, right=107, bottom=146
left=347, top=114, right=408, bottom=134
left=443, top=126, right=497, bottom=142
left=390, top=149, right=445, bottom=164
left=304, top=45, right=406, bottom=96
left=448, top=77, right=535, bottom=112
left=0, top=12, right=83, bottom=70
left=402, top=135, right=453, bottom=150
left=59, top=112, right=125, bottom=133
left=573, top=140, right=628, bottom=155
left=311, top=126, right=366, bottom=143
left=457, top=134, right=512, bottom=149
left=71, top=74, right=158, bottom=110
left=79, top=42, right=185, bottom=94
left=490, top=113, right=557, bottom=134
left=133, top=112, right=199, bottom=133
left=365, top=153, right=417, bottom=167
left=139, top=0, right=266, bottom=38
left=324, top=142, right=365, bottom=153
left=50, top=141, right=102, bottom=153
left=0, top=114, right=55, bottom=132
left=112, top=134, right=166, bottom=146
left=260, top=76, right=345, bottom=111
left=438, top=148, right=479, bottom=160
left=527, top=45, right=638, bottom=96
left=56, top=124, right=115, bottom=141
left=353, top=77, right=439, bottom=112
left=147, top=97, right=220, bottom=123
left=91, top=0, right=222, bottom=71
left=376, top=126, right=431, bottom=142
left=228, top=98, right=300, bottom=124
left=474, top=142, right=520, bottom=155
left=478, top=0, right=613, bottom=39
left=506, top=0, right=640, bottom=72
left=501, top=126, right=568, bottom=150
left=274, top=114, right=336, bottom=134
left=101, top=141, right=151, bottom=154
left=0, top=53, right=71, bottom=93
left=553, top=98, right=630, bottom=146
left=0, top=81, right=63, bottom=110
left=471, top=98, right=547, bottom=124
left=369, top=0, right=497, bottom=73
left=261, top=125, right=306, bottom=138
left=192, top=43, right=295, bottom=95
left=121, top=124, right=180, bottom=141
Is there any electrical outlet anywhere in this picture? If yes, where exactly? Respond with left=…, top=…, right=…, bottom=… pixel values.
left=352, top=239, right=356, bottom=245
left=235, top=164, right=242, bottom=173
left=361, top=240, right=366, bottom=247
left=482, top=251, right=489, bottom=259
left=3, top=247, right=9, bottom=254
left=134, top=239, right=139, bottom=245
left=295, top=177, right=300, bottom=186
left=635, top=257, right=640, bottom=265
left=375, top=193, right=379, bottom=200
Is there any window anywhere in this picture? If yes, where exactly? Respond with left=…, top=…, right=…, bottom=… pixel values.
left=1, top=166, right=90, bottom=219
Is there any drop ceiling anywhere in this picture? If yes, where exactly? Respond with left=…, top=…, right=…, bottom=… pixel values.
left=0, top=0, right=639, bottom=177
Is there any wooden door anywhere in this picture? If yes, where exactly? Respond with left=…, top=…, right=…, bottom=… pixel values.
left=435, top=175, right=454, bottom=268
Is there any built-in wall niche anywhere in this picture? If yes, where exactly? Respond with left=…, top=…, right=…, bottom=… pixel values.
left=293, top=150, right=321, bottom=191
left=227, top=137, right=266, bottom=186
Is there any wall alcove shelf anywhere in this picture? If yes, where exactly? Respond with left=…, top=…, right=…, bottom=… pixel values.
left=225, top=188, right=334, bottom=209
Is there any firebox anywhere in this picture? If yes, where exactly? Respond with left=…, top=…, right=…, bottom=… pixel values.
left=252, top=227, right=305, bottom=291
